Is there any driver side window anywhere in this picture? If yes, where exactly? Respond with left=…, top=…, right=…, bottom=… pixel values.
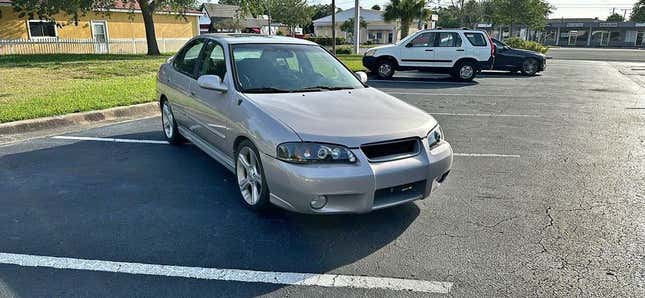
left=408, top=32, right=435, bottom=47
left=198, top=41, right=227, bottom=79
left=173, top=39, right=205, bottom=78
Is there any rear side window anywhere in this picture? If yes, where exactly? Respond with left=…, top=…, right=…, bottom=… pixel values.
left=436, top=32, right=462, bottom=47
left=464, top=33, right=488, bottom=46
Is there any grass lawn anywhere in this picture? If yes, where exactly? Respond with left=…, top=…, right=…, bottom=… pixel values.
left=0, top=53, right=365, bottom=123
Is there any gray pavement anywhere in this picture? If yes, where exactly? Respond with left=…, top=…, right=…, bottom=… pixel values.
left=0, top=60, right=643, bottom=297
left=547, top=47, right=645, bottom=62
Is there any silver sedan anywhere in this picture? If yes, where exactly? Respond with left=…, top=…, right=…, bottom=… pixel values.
left=156, top=34, right=453, bottom=214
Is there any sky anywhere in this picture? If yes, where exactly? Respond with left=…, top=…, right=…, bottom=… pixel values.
left=306, top=0, right=638, bottom=20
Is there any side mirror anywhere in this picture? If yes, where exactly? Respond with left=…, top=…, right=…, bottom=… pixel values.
left=197, top=75, right=227, bottom=92
left=355, top=71, right=368, bottom=84
left=405, top=43, right=413, bottom=48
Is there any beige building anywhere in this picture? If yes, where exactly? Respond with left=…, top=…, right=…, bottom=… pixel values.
left=312, top=7, right=422, bottom=44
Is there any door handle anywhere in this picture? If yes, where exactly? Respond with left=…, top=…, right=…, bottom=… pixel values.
left=425, top=49, right=433, bottom=51
left=456, top=49, right=465, bottom=51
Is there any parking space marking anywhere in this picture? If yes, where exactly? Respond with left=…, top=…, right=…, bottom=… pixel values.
left=51, top=136, right=169, bottom=145
left=0, top=252, right=453, bottom=294
left=431, top=112, right=539, bottom=118
left=453, top=153, right=520, bottom=158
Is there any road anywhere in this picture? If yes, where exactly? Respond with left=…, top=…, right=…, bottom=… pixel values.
left=547, top=47, right=645, bottom=62
left=0, top=60, right=643, bottom=297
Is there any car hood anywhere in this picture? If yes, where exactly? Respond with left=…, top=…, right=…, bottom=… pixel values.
left=507, top=48, right=545, bottom=58
left=243, top=88, right=437, bottom=147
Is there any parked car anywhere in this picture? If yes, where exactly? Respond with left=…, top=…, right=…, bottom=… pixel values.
left=362, top=29, right=494, bottom=81
left=491, top=38, right=546, bottom=75
left=157, top=34, right=453, bottom=214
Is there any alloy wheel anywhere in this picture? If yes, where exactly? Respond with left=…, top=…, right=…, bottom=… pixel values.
left=162, top=103, right=174, bottom=139
left=378, top=63, right=392, bottom=77
left=236, top=147, right=262, bottom=206
left=459, top=65, right=474, bottom=79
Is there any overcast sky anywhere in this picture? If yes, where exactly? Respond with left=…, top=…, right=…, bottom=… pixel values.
left=306, top=0, right=637, bottom=20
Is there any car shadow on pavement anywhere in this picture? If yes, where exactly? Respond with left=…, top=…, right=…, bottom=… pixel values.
left=478, top=71, right=542, bottom=78
left=0, top=131, right=420, bottom=296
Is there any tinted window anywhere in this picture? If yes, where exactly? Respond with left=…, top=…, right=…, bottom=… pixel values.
left=174, top=39, right=205, bottom=77
left=437, top=32, right=462, bottom=47
left=465, top=33, right=487, bottom=46
left=408, top=32, right=435, bottom=47
left=29, top=21, right=56, bottom=38
left=198, top=41, right=227, bottom=78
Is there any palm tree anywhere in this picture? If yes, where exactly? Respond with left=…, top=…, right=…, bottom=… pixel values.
left=383, top=0, right=430, bottom=39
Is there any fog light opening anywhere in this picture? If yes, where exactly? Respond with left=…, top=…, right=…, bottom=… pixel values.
left=436, top=171, right=450, bottom=183
left=311, top=195, right=327, bottom=209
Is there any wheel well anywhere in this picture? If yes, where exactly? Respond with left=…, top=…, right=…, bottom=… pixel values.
left=233, top=136, right=251, bottom=153
left=454, top=57, right=478, bottom=69
left=377, top=55, right=399, bottom=67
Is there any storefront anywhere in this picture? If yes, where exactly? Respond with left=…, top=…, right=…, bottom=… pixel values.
left=543, top=19, right=645, bottom=48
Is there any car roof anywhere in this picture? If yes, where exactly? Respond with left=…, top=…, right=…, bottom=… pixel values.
left=199, top=33, right=317, bottom=46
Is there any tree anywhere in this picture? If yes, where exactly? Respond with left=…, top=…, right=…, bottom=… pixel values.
left=272, top=0, right=313, bottom=36
left=371, top=4, right=381, bottom=11
left=304, top=4, right=335, bottom=33
left=340, top=17, right=367, bottom=34
left=219, top=0, right=264, bottom=17
left=606, top=13, right=624, bottom=22
left=491, top=0, right=552, bottom=36
left=9, top=0, right=198, bottom=56
left=631, top=0, right=645, bottom=22
left=383, top=0, right=431, bottom=39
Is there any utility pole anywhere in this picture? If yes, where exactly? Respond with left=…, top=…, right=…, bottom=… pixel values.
left=266, top=0, right=272, bottom=35
left=354, top=0, right=360, bottom=54
left=332, top=0, right=336, bottom=55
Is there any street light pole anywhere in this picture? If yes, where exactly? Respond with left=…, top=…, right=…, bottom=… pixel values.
left=332, top=0, right=336, bottom=55
left=354, top=0, right=360, bottom=54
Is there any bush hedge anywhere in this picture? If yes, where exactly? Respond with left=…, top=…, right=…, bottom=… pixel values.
left=503, top=37, right=549, bottom=54
left=335, top=46, right=353, bottom=54
left=304, top=36, right=346, bottom=46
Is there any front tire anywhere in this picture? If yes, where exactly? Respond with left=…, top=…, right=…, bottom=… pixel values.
left=161, top=100, right=184, bottom=145
left=521, top=58, right=539, bottom=76
left=376, top=59, right=395, bottom=79
left=452, top=61, right=476, bottom=81
left=235, top=140, right=270, bottom=211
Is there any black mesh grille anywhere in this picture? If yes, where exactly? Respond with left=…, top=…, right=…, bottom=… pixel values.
left=360, top=138, right=420, bottom=161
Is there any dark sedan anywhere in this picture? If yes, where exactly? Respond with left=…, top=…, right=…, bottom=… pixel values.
left=491, top=38, right=546, bottom=76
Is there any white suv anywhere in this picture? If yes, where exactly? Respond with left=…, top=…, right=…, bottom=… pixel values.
left=362, top=29, right=494, bottom=81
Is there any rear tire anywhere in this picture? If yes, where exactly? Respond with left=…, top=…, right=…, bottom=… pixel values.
left=161, top=100, right=184, bottom=145
left=452, top=61, right=476, bottom=81
left=520, top=58, right=539, bottom=76
left=235, top=140, right=270, bottom=211
left=376, top=59, right=395, bottom=79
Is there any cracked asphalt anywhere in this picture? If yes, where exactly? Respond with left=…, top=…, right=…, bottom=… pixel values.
left=0, top=59, right=643, bottom=297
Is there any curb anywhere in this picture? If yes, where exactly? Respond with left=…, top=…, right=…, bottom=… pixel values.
left=0, top=102, right=160, bottom=136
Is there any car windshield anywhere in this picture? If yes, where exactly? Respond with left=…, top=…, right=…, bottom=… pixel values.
left=231, top=44, right=365, bottom=93
left=493, top=38, right=508, bottom=48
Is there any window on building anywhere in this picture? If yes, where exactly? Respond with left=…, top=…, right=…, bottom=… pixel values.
left=437, top=32, right=462, bottom=47
left=27, top=20, right=57, bottom=38
left=464, top=32, right=487, bottom=46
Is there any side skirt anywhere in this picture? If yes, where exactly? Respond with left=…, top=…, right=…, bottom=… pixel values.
left=178, top=126, right=235, bottom=173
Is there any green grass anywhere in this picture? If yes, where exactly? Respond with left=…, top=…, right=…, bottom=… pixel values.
left=0, top=53, right=365, bottom=123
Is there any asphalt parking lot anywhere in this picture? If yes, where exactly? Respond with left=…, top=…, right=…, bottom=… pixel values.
left=1, top=59, right=644, bottom=297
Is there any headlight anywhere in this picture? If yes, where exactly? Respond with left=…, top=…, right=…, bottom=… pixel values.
left=364, top=49, right=375, bottom=57
left=427, top=125, right=444, bottom=148
left=277, top=142, right=357, bottom=164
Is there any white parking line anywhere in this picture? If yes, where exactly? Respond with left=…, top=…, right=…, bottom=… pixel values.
left=51, top=136, right=169, bottom=145
left=431, top=112, right=539, bottom=118
left=454, top=153, right=520, bottom=158
left=0, top=252, right=453, bottom=294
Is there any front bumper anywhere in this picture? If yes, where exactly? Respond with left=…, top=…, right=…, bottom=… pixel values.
left=260, top=140, right=453, bottom=214
left=362, top=56, right=379, bottom=71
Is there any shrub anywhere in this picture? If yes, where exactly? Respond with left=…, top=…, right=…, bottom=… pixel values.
left=363, top=40, right=373, bottom=45
left=304, top=36, right=346, bottom=46
left=503, top=37, right=549, bottom=54
left=335, top=46, right=352, bottom=54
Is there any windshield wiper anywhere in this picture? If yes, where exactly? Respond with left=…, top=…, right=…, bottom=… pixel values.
left=242, top=87, right=291, bottom=93
left=294, top=86, right=355, bottom=92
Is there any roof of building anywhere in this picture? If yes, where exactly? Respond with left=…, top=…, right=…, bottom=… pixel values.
left=313, top=7, right=386, bottom=24
left=201, top=3, right=240, bottom=18
left=201, top=34, right=316, bottom=45
left=0, top=0, right=201, bottom=14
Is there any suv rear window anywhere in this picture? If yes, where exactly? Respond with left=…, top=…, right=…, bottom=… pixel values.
left=464, top=33, right=487, bottom=46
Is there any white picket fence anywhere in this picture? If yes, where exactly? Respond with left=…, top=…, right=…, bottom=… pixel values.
left=0, top=38, right=191, bottom=55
